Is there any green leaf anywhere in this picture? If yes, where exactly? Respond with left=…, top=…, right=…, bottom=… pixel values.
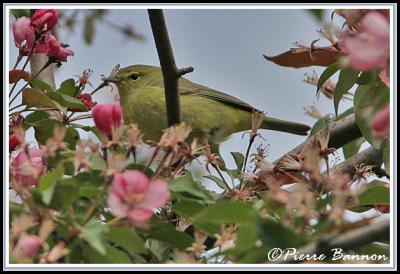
left=148, top=221, right=194, bottom=250
left=79, top=219, right=107, bottom=255
left=232, top=223, right=258, bottom=253
left=11, top=9, right=31, bottom=18
left=334, top=68, right=359, bottom=116
left=22, top=88, right=56, bottom=108
left=10, top=202, right=25, bottom=220
left=79, top=186, right=101, bottom=199
left=84, top=16, right=96, bottom=44
left=83, top=243, right=132, bottom=263
left=348, top=183, right=390, bottom=212
left=65, top=127, right=80, bottom=150
left=357, top=70, right=378, bottom=85
left=23, top=111, right=49, bottom=130
left=230, top=152, right=245, bottom=171
left=354, top=80, right=389, bottom=148
left=30, top=78, right=55, bottom=93
left=257, top=219, right=309, bottom=250
left=33, top=119, right=62, bottom=144
left=104, top=227, right=146, bottom=254
left=38, top=165, right=64, bottom=205
left=172, top=200, right=219, bottom=234
left=193, top=200, right=258, bottom=225
left=49, top=178, right=79, bottom=210
left=343, top=137, right=365, bottom=159
left=204, top=175, right=229, bottom=191
left=335, top=106, right=354, bottom=120
left=58, top=78, right=79, bottom=97
left=383, top=141, right=390, bottom=174
left=89, top=154, right=107, bottom=171
left=169, top=173, right=216, bottom=202
left=146, top=239, right=171, bottom=262
left=317, top=63, right=340, bottom=93
left=46, top=91, right=87, bottom=111
left=307, top=9, right=325, bottom=22
left=308, top=116, right=329, bottom=137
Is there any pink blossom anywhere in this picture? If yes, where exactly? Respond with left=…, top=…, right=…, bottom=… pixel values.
left=12, top=16, right=35, bottom=52
left=344, top=12, right=390, bottom=71
left=9, top=134, right=22, bottom=152
left=371, top=105, right=390, bottom=139
left=107, top=170, right=170, bottom=227
left=34, top=34, right=74, bottom=62
left=30, top=9, right=59, bottom=31
left=15, top=235, right=43, bottom=257
left=379, top=69, right=390, bottom=87
left=92, top=103, right=123, bottom=136
left=12, top=148, right=46, bottom=187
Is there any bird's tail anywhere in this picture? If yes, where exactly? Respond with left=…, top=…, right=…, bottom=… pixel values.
left=261, top=117, right=311, bottom=136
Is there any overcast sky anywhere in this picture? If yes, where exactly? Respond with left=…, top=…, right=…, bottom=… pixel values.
left=10, top=8, right=379, bottom=220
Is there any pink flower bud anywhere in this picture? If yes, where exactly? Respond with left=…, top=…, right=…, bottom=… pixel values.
left=12, top=16, right=35, bottom=52
left=15, top=235, right=43, bottom=257
left=107, top=170, right=170, bottom=227
left=30, top=9, right=59, bottom=31
left=9, top=134, right=22, bottom=152
left=12, top=148, right=46, bottom=187
left=92, top=103, right=123, bottom=136
left=371, top=105, right=390, bottom=139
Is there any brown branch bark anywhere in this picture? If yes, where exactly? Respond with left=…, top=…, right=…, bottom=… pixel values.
left=274, top=114, right=361, bottom=164
left=272, top=218, right=390, bottom=264
left=148, top=9, right=194, bottom=126
left=334, top=146, right=386, bottom=178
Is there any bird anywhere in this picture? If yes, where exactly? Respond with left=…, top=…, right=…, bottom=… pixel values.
left=103, top=64, right=310, bottom=145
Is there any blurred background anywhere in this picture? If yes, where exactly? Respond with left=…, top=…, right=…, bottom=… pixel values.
left=10, top=8, right=378, bottom=220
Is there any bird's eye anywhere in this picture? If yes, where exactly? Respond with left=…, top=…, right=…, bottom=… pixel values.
left=130, top=73, right=139, bottom=80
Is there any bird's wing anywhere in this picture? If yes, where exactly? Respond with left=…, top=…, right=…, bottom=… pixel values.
left=179, top=77, right=255, bottom=112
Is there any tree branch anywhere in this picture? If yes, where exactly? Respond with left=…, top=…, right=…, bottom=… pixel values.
left=334, top=146, right=386, bottom=178
left=148, top=9, right=194, bottom=126
left=273, top=114, right=361, bottom=164
left=29, top=54, right=56, bottom=89
left=272, top=218, right=390, bottom=264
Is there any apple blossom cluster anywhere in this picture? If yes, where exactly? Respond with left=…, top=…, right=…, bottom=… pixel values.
left=12, top=9, right=74, bottom=62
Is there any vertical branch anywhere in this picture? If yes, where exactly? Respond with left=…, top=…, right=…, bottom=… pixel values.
left=148, top=9, right=194, bottom=126
left=29, top=54, right=56, bottom=89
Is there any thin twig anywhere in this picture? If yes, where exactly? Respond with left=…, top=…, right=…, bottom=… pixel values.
left=212, top=163, right=233, bottom=193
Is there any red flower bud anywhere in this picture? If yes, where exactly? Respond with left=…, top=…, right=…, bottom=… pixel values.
left=78, top=93, right=97, bottom=110
left=9, top=134, right=21, bottom=152
left=92, top=103, right=123, bottom=136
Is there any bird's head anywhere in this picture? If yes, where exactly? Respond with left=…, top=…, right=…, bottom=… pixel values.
left=103, top=64, right=163, bottom=95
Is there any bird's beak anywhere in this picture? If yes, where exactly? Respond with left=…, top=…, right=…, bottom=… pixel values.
left=102, top=76, right=120, bottom=83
